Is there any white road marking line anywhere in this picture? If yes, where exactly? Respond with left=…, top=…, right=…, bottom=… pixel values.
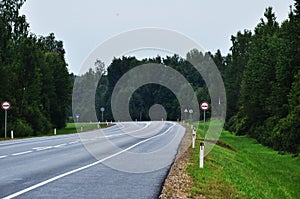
left=53, top=144, right=67, bottom=148
left=12, top=151, right=33, bottom=156
left=0, top=155, right=7, bottom=159
left=32, top=146, right=53, bottom=151
left=68, top=141, right=79, bottom=144
left=3, top=122, right=176, bottom=199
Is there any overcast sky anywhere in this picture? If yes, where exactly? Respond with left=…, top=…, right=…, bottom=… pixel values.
left=20, top=0, right=294, bottom=74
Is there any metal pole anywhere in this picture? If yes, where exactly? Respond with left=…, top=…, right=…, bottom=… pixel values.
left=203, top=110, right=206, bottom=139
left=4, top=110, right=7, bottom=139
left=101, top=112, right=104, bottom=122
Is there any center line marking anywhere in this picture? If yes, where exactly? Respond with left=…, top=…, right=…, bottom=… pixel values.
left=33, top=146, right=53, bottom=151
left=12, top=151, right=33, bottom=156
left=68, top=141, right=79, bottom=144
left=0, top=155, right=7, bottom=159
left=3, top=122, right=176, bottom=199
left=53, top=144, right=67, bottom=148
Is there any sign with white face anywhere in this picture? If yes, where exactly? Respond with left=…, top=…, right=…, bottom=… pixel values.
left=189, top=109, right=194, bottom=114
left=200, top=102, right=209, bottom=111
left=75, top=113, right=80, bottom=119
left=100, top=107, right=105, bottom=112
left=2, top=101, right=11, bottom=110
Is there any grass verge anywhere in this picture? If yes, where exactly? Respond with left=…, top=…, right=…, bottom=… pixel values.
left=187, top=122, right=300, bottom=199
left=52, top=123, right=110, bottom=135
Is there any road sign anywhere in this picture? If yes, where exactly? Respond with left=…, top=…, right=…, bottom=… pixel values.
left=189, top=109, right=193, bottom=114
left=2, top=101, right=10, bottom=139
left=75, top=113, right=80, bottom=118
left=100, top=107, right=105, bottom=112
left=2, top=101, right=11, bottom=110
left=200, top=102, right=209, bottom=111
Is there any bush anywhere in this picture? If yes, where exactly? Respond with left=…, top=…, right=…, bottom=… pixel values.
left=25, top=107, right=52, bottom=135
left=11, top=119, right=34, bottom=137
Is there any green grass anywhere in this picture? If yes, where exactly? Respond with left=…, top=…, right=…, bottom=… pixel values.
left=49, top=123, right=111, bottom=136
left=187, top=122, right=300, bottom=199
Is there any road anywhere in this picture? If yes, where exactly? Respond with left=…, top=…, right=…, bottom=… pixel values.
left=0, top=121, right=185, bottom=198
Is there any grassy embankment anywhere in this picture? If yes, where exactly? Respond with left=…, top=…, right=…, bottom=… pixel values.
left=187, top=121, right=300, bottom=199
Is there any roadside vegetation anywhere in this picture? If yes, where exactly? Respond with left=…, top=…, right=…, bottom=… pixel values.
left=187, top=122, right=300, bottom=199
left=0, top=0, right=72, bottom=137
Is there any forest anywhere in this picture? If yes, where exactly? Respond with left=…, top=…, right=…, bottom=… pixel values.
left=0, top=0, right=299, bottom=154
left=0, top=0, right=72, bottom=136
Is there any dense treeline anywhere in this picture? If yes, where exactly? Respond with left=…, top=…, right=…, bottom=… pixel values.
left=224, top=1, right=300, bottom=154
left=0, top=0, right=72, bottom=137
left=75, top=53, right=212, bottom=123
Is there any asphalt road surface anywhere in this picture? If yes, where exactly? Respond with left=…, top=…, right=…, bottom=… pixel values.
left=0, top=121, right=185, bottom=198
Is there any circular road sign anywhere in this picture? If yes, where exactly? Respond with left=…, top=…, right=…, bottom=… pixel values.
left=189, top=109, right=194, bottom=114
left=100, top=107, right=105, bottom=112
left=2, top=101, right=11, bottom=110
left=200, top=102, right=209, bottom=111
left=75, top=113, right=80, bottom=118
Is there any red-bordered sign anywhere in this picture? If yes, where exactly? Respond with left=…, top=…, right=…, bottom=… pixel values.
left=200, top=102, right=209, bottom=111
left=2, top=101, right=11, bottom=110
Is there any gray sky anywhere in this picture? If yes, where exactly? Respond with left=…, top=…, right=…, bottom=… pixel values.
left=20, top=0, right=294, bottom=74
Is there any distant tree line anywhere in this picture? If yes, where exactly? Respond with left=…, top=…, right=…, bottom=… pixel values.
left=75, top=53, right=212, bottom=123
left=0, top=0, right=72, bottom=137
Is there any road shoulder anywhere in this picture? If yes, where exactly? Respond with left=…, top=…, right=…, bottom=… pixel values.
left=160, top=124, right=201, bottom=199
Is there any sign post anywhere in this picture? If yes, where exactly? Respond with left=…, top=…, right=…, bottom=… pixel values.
left=2, top=101, right=11, bottom=139
left=75, top=113, right=80, bottom=123
left=100, top=107, right=105, bottom=122
left=200, top=102, right=209, bottom=139
left=189, top=109, right=193, bottom=122
left=199, top=102, right=209, bottom=169
left=184, top=108, right=188, bottom=121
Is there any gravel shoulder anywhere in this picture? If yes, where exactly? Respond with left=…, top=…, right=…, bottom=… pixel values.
left=160, top=124, right=200, bottom=199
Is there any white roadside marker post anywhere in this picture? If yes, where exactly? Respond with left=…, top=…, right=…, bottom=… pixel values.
left=192, top=128, right=196, bottom=149
left=54, top=128, right=56, bottom=135
left=11, top=130, right=14, bottom=139
left=200, top=142, right=204, bottom=168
